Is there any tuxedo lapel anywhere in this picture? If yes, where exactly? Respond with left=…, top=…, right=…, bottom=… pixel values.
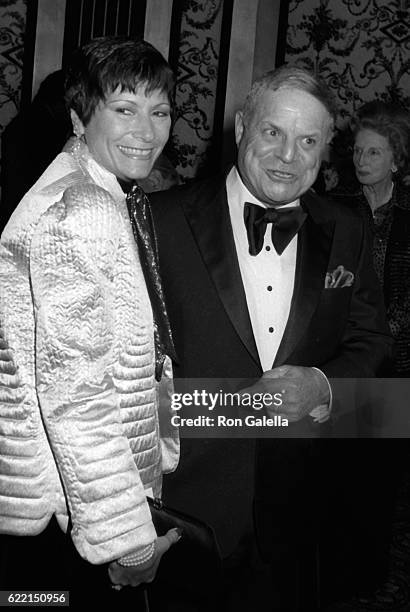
left=182, top=178, right=260, bottom=368
left=274, top=191, right=335, bottom=366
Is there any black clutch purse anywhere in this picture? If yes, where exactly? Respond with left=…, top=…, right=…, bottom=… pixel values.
left=147, top=497, right=222, bottom=597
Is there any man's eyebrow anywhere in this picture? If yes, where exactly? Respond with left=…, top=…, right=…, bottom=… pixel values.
left=295, top=130, right=323, bottom=142
left=259, top=121, right=282, bottom=133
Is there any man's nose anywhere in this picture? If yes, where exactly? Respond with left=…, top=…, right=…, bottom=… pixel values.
left=278, top=137, right=296, bottom=163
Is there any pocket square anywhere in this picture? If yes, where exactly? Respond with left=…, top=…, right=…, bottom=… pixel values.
left=325, top=265, right=354, bottom=288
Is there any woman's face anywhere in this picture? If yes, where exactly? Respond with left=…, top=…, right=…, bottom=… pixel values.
left=75, top=85, right=172, bottom=181
left=353, top=128, right=396, bottom=187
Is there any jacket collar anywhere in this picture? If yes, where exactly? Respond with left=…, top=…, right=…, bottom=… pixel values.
left=63, top=136, right=124, bottom=200
left=182, top=172, right=261, bottom=368
left=274, top=190, right=335, bottom=365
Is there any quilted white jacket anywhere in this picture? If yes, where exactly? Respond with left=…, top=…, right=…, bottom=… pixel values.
left=0, top=139, right=179, bottom=564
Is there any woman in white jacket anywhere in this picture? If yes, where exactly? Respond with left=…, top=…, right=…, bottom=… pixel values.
left=0, top=36, right=180, bottom=606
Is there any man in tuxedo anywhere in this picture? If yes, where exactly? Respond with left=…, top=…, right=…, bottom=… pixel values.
left=151, top=66, right=392, bottom=610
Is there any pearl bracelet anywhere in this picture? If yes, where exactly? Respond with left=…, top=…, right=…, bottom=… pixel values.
left=117, top=542, right=155, bottom=567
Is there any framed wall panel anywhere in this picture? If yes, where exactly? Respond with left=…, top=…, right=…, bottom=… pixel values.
left=144, top=0, right=173, bottom=61
left=22, top=0, right=66, bottom=104
left=221, top=0, right=283, bottom=167
left=62, top=0, right=147, bottom=67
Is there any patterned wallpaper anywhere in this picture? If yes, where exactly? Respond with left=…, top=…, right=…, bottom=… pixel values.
left=287, top=0, right=410, bottom=120
left=0, top=0, right=26, bottom=185
left=285, top=0, right=410, bottom=188
left=167, top=0, right=225, bottom=181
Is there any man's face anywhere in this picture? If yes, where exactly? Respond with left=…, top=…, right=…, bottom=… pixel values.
left=235, top=86, right=332, bottom=206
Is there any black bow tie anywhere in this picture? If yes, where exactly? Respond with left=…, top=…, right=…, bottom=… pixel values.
left=244, top=202, right=307, bottom=255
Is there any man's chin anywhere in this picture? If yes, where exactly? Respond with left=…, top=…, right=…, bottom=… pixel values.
left=262, top=188, right=302, bottom=207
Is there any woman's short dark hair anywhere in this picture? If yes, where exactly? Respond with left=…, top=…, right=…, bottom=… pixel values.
left=65, top=36, right=175, bottom=125
left=352, top=101, right=410, bottom=175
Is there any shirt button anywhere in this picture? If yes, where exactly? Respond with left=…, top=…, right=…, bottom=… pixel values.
left=267, top=285, right=272, bottom=291
left=269, top=327, right=274, bottom=333
left=266, top=246, right=271, bottom=251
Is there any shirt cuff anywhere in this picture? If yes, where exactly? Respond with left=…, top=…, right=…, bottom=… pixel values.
left=309, top=367, right=332, bottom=423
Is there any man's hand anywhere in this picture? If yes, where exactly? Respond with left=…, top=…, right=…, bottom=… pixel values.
left=108, top=528, right=181, bottom=588
left=240, top=365, right=330, bottom=422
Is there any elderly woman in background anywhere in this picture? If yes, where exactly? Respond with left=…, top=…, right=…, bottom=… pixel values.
left=351, top=100, right=410, bottom=376
left=327, top=101, right=410, bottom=603
left=0, top=36, right=180, bottom=608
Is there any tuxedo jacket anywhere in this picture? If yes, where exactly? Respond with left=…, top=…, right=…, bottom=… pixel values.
left=150, top=171, right=393, bottom=558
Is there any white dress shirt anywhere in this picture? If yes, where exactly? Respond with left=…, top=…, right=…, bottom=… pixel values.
left=226, top=166, right=298, bottom=370
left=226, top=167, right=331, bottom=421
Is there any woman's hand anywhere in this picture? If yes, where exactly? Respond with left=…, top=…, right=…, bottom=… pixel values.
left=108, top=529, right=181, bottom=588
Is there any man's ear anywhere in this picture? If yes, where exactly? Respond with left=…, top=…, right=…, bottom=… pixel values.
left=235, top=111, right=245, bottom=147
left=70, top=109, right=85, bottom=137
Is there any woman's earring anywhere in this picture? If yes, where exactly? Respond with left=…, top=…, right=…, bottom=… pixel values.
left=71, top=127, right=84, bottom=156
left=73, top=122, right=85, bottom=140
left=70, top=109, right=84, bottom=139
left=69, top=110, right=85, bottom=155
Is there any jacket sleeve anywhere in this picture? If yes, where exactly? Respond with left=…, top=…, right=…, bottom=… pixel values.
left=30, top=183, right=156, bottom=564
